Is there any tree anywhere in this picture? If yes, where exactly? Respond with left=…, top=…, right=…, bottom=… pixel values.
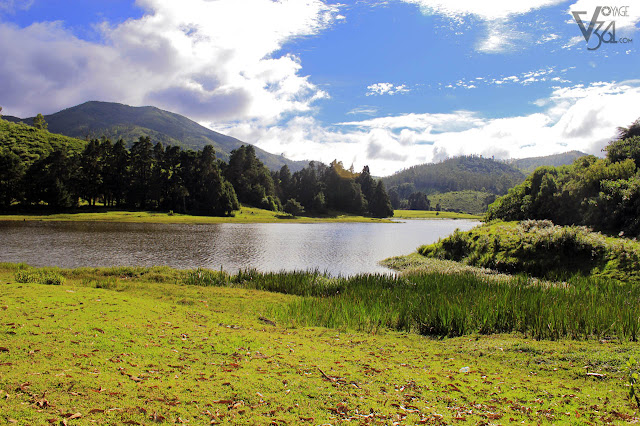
left=193, top=145, right=239, bottom=215
left=103, top=139, right=129, bottom=207
left=408, top=191, right=430, bottom=210
left=127, top=136, right=155, bottom=208
left=33, top=113, right=48, bottom=130
left=284, top=198, right=305, bottom=216
left=77, top=139, right=104, bottom=206
left=388, top=188, right=401, bottom=210
left=225, top=145, right=277, bottom=208
left=0, top=106, right=3, bottom=118
left=0, top=148, right=26, bottom=209
left=25, top=150, right=77, bottom=209
left=617, top=117, right=640, bottom=140
left=369, top=181, right=394, bottom=218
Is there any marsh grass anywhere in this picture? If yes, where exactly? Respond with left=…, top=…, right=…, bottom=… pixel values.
left=6, top=262, right=640, bottom=341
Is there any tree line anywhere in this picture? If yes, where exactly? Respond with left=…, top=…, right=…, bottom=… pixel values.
left=0, top=127, right=394, bottom=218
left=487, top=118, right=640, bottom=236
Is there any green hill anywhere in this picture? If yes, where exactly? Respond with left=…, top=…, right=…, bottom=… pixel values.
left=428, top=190, right=496, bottom=215
left=0, top=119, right=86, bottom=165
left=383, top=156, right=526, bottom=196
left=4, top=101, right=307, bottom=171
left=506, top=150, right=587, bottom=174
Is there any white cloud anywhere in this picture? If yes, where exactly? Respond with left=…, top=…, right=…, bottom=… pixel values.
left=347, top=106, right=379, bottom=116
left=0, top=0, right=340, bottom=122
left=401, top=0, right=567, bottom=53
left=449, top=66, right=568, bottom=90
left=366, top=82, right=411, bottom=96
left=221, top=81, right=640, bottom=176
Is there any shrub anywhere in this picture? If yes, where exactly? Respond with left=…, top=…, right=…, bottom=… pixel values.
left=15, top=269, right=65, bottom=285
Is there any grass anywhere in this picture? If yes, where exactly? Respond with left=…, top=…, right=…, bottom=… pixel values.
left=2, top=263, right=640, bottom=424
left=0, top=206, right=395, bottom=224
left=417, top=220, right=640, bottom=282
left=393, top=210, right=482, bottom=220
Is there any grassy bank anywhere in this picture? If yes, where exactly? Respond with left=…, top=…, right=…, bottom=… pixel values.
left=417, top=220, right=640, bottom=282
left=392, top=210, right=482, bottom=220
left=0, top=207, right=395, bottom=224
left=2, top=263, right=640, bottom=424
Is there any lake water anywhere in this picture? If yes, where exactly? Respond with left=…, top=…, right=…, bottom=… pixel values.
left=0, top=219, right=479, bottom=276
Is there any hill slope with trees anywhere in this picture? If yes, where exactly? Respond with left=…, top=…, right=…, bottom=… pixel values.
left=487, top=118, right=640, bottom=236
left=4, top=101, right=307, bottom=172
left=506, top=150, right=587, bottom=174
left=0, top=118, right=394, bottom=218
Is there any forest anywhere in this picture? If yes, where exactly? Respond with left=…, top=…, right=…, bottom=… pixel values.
left=383, top=155, right=525, bottom=212
left=487, top=118, right=640, bottom=236
left=0, top=118, right=393, bottom=218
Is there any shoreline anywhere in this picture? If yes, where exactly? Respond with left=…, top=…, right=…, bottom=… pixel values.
left=0, top=208, right=481, bottom=224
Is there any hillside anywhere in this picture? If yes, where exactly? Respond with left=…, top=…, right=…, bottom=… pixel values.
left=506, top=150, right=587, bottom=174
left=0, top=119, right=86, bottom=165
left=428, top=190, right=496, bottom=215
left=383, top=156, right=526, bottom=196
left=4, top=101, right=307, bottom=172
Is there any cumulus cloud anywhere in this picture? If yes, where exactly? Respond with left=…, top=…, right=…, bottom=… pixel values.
left=0, top=0, right=340, bottom=121
left=221, top=81, right=640, bottom=176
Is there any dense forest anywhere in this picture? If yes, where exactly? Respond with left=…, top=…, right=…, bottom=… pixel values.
left=383, top=156, right=525, bottom=212
left=487, top=118, right=640, bottom=236
left=0, top=118, right=393, bottom=218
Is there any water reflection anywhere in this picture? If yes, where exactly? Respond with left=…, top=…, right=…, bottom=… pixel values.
left=0, top=220, right=479, bottom=276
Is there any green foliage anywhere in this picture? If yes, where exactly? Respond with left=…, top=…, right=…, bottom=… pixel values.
left=407, top=191, right=430, bottom=210
left=418, top=220, right=640, bottom=282
left=487, top=124, right=640, bottom=236
left=628, top=356, right=640, bottom=407
left=283, top=198, right=305, bottom=216
left=32, top=113, right=47, bottom=130
left=507, top=150, right=587, bottom=174
left=14, top=268, right=65, bottom=285
left=384, top=155, right=526, bottom=197
left=428, top=190, right=496, bottom=215
left=0, top=118, right=86, bottom=167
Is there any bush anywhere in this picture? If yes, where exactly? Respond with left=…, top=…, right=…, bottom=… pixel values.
left=284, top=198, right=304, bottom=216
left=15, top=269, right=65, bottom=285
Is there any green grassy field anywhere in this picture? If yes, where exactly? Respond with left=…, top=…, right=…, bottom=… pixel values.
left=2, top=263, right=640, bottom=424
left=392, top=210, right=482, bottom=220
left=0, top=207, right=395, bottom=224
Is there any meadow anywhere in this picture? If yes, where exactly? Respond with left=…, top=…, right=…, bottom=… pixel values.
left=2, top=263, right=640, bottom=424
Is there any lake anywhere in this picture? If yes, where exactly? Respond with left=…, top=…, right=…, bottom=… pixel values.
left=0, top=219, right=479, bottom=276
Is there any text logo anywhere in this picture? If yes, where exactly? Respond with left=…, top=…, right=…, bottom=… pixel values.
left=572, top=6, right=633, bottom=50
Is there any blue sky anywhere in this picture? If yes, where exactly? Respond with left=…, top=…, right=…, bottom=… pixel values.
left=0, top=0, right=638, bottom=175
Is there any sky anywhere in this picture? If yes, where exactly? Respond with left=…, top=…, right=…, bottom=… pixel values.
left=0, top=0, right=638, bottom=176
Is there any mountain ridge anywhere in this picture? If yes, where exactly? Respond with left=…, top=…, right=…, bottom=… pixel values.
left=4, top=101, right=308, bottom=172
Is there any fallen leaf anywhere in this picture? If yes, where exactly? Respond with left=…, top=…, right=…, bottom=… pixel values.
left=0, top=347, right=9, bottom=352
left=88, top=409, right=104, bottom=414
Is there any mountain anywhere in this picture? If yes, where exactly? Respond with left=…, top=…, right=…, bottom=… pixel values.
left=383, top=156, right=526, bottom=196
left=4, top=101, right=308, bottom=172
left=506, top=150, right=588, bottom=174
